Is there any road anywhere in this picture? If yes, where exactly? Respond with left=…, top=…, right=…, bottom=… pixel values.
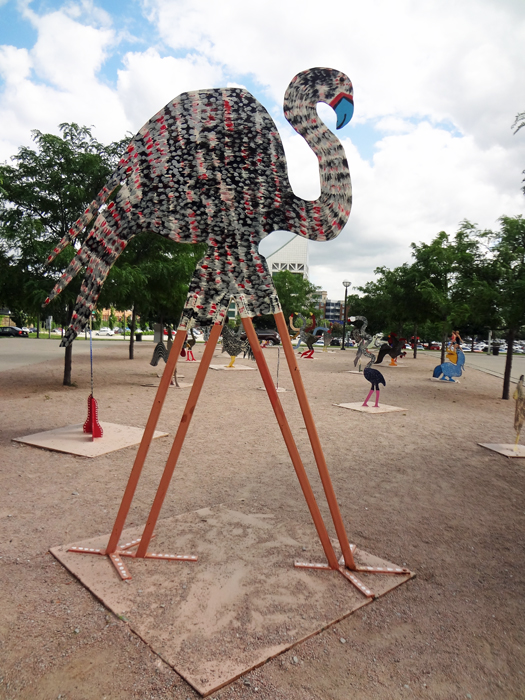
left=0, top=337, right=138, bottom=372
left=2, top=338, right=524, bottom=383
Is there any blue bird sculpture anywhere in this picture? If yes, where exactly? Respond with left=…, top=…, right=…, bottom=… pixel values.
left=432, top=347, right=465, bottom=382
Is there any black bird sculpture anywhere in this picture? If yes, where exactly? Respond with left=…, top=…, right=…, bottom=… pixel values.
left=375, top=333, right=406, bottom=366
left=362, top=346, right=386, bottom=407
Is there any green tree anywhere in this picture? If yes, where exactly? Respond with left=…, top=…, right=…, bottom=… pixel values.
left=0, top=123, right=127, bottom=383
left=483, top=215, right=525, bottom=399
left=98, top=235, right=206, bottom=358
left=253, top=270, right=319, bottom=329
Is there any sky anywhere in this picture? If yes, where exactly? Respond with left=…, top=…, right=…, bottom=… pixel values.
left=1, top=0, right=524, bottom=301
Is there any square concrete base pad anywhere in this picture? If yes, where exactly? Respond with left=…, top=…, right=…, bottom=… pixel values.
left=346, top=370, right=363, bottom=374
left=479, top=443, right=525, bottom=458
left=334, top=403, right=407, bottom=414
left=209, top=364, right=256, bottom=371
left=13, top=423, right=168, bottom=458
left=257, top=386, right=289, bottom=393
left=50, top=504, right=413, bottom=696
left=430, top=377, right=460, bottom=383
left=142, top=383, right=193, bottom=389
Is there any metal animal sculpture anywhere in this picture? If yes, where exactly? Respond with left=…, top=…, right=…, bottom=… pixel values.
left=375, top=333, right=406, bottom=366
left=350, top=315, right=372, bottom=367
left=432, top=347, right=465, bottom=382
left=221, top=322, right=252, bottom=367
left=513, top=375, right=525, bottom=451
left=184, top=327, right=197, bottom=361
left=362, top=345, right=386, bottom=408
left=150, top=341, right=169, bottom=367
left=291, top=313, right=317, bottom=358
left=43, top=68, right=354, bottom=344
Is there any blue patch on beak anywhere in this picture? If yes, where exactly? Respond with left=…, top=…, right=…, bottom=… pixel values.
left=333, top=96, right=354, bottom=129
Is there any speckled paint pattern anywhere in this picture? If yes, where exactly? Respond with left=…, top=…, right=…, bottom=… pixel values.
left=44, top=68, right=353, bottom=346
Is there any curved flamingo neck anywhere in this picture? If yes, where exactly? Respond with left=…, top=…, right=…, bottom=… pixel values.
left=282, top=75, right=352, bottom=242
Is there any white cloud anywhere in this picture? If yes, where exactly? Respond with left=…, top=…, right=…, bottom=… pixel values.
left=116, top=48, right=224, bottom=127
left=0, top=0, right=524, bottom=304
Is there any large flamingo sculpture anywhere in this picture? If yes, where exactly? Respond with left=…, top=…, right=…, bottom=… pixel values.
left=48, top=69, right=410, bottom=596
left=44, top=67, right=354, bottom=344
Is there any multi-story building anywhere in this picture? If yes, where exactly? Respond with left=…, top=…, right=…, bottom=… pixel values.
left=265, top=235, right=309, bottom=278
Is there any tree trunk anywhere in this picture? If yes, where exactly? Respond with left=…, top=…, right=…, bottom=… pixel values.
left=502, top=328, right=515, bottom=400
left=129, top=305, right=136, bottom=360
left=441, top=331, right=447, bottom=364
left=36, top=312, right=40, bottom=339
left=413, top=324, right=418, bottom=359
left=63, top=304, right=73, bottom=386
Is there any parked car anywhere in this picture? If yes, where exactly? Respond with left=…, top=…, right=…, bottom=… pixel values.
left=96, top=327, right=114, bottom=336
left=330, top=337, right=342, bottom=346
left=0, top=326, right=29, bottom=337
left=240, top=329, right=281, bottom=345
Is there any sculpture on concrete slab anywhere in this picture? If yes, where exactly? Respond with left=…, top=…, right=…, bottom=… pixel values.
left=432, top=346, right=465, bottom=382
left=184, top=328, right=197, bottom=362
left=361, top=346, right=386, bottom=407
left=41, top=67, right=410, bottom=599
left=221, top=321, right=252, bottom=367
left=290, top=313, right=318, bottom=359
left=375, top=332, right=406, bottom=366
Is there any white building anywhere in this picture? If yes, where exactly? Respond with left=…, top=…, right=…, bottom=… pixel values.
left=265, top=235, right=309, bottom=278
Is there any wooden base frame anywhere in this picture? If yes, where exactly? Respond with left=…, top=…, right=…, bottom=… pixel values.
left=65, top=312, right=408, bottom=597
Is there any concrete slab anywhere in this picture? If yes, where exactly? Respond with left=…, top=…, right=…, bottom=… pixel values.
left=209, top=365, right=256, bottom=371
left=479, top=443, right=525, bottom=458
left=50, top=503, right=413, bottom=697
left=13, top=423, right=168, bottom=458
left=334, top=403, right=407, bottom=414
left=257, top=386, right=289, bottom=393
left=141, top=383, right=193, bottom=389
left=430, top=377, right=460, bottom=383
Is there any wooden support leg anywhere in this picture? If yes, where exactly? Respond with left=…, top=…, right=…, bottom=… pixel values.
left=241, top=316, right=339, bottom=570
left=135, top=323, right=222, bottom=558
left=274, top=312, right=357, bottom=570
left=105, top=329, right=187, bottom=555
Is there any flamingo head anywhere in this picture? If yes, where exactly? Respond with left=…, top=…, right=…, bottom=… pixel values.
left=284, top=67, right=354, bottom=131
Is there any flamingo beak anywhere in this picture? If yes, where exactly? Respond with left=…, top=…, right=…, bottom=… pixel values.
left=329, top=93, right=354, bottom=129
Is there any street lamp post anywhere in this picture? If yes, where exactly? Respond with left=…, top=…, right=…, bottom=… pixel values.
left=341, top=279, right=351, bottom=350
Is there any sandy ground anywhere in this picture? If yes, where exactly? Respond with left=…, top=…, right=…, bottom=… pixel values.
left=0, top=340, right=524, bottom=700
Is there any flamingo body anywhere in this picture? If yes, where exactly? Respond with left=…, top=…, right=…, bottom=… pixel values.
left=44, top=68, right=354, bottom=346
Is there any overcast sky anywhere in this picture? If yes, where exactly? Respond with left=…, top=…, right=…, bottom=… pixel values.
left=1, top=0, right=524, bottom=300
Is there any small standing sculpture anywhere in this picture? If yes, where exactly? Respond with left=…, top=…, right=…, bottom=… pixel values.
left=375, top=332, right=406, bottom=366
left=514, top=375, right=525, bottom=452
left=350, top=315, right=372, bottom=369
left=184, top=328, right=197, bottom=362
left=432, top=346, right=465, bottom=382
left=322, top=324, right=332, bottom=352
left=290, top=313, right=317, bottom=359
left=221, top=321, right=252, bottom=368
left=362, top=346, right=386, bottom=408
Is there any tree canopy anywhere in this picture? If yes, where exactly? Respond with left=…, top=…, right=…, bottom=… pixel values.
left=0, top=124, right=205, bottom=379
